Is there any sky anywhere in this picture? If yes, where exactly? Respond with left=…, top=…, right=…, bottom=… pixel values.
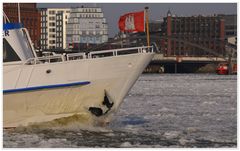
left=37, top=3, right=237, bottom=37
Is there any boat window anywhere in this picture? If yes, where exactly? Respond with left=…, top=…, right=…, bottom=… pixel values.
left=22, top=29, right=35, bottom=58
left=3, top=38, right=21, bottom=62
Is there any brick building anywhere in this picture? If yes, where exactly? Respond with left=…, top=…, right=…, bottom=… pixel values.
left=3, top=3, right=41, bottom=48
left=220, top=14, right=237, bottom=38
left=161, top=10, right=226, bottom=57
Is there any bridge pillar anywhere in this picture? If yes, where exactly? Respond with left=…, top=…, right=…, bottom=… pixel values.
left=175, top=63, right=177, bottom=73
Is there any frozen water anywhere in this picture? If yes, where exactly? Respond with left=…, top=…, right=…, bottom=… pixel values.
left=3, top=74, right=237, bottom=148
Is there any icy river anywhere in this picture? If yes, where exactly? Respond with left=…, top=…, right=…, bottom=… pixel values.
left=3, top=74, right=237, bottom=148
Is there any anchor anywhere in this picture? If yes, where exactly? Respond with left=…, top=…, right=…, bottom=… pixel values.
left=89, top=90, right=114, bottom=117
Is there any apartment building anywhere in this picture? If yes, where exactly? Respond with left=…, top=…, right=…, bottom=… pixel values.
left=40, top=8, right=70, bottom=50
left=66, top=7, right=108, bottom=50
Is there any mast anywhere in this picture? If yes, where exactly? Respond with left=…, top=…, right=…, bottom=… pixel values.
left=18, top=3, right=21, bottom=23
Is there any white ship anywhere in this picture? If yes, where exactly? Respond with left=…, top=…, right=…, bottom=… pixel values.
left=3, top=16, right=154, bottom=128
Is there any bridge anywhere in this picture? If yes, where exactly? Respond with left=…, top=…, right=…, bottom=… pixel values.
left=152, top=54, right=226, bottom=63
left=147, top=38, right=237, bottom=73
left=145, top=53, right=228, bottom=73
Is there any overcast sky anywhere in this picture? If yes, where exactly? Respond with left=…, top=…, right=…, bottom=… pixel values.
left=37, top=3, right=237, bottom=37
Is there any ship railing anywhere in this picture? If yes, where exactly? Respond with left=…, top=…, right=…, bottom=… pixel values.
left=24, top=55, right=65, bottom=65
left=66, top=53, right=86, bottom=61
left=88, top=46, right=153, bottom=59
left=23, top=46, right=153, bottom=65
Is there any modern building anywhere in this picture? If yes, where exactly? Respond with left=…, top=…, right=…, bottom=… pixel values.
left=3, top=3, right=41, bottom=48
left=66, top=6, right=108, bottom=50
left=161, top=10, right=227, bottom=57
left=40, top=8, right=70, bottom=50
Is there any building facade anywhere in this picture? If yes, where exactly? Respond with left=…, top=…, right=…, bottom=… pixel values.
left=220, top=14, right=237, bottom=38
left=66, top=7, right=108, bottom=50
left=161, top=10, right=226, bottom=57
left=149, top=20, right=162, bottom=33
left=3, top=3, right=41, bottom=48
left=40, top=8, right=70, bottom=50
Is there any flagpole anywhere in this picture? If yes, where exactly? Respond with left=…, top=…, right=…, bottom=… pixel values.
left=145, top=7, right=150, bottom=47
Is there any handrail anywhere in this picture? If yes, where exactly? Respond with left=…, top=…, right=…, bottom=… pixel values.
left=66, top=52, right=86, bottom=60
left=90, top=46, right=152, bottom=55
left=88, top=46, right=153, bottom=58
left=23, top=46, right=154, bottom=65
left=24, top=55, right=64, bottom=65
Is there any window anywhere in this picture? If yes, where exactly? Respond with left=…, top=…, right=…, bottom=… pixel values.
left=49, top=34, right=56, bottom=38
left=49, top=17, right=55, bottom=20
left=49, top=22, right=55, bottom=26
left=49, top=40, right=56, bottom=44
left=49, top=28, right=55, bottom=32
left=74, top=18, right=78, bottom=23
left=3, top=38, right=21, bottom=62
left=49, top=10, right=55, bottom=14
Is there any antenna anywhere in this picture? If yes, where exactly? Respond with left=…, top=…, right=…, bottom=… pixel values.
left=18, top=3, right=21, bottom=23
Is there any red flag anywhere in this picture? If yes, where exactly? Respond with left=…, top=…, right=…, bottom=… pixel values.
left=118, top=11, right=145, bottom=32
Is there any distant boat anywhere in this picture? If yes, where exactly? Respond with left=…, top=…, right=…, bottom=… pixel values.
left=216, top=63, right=237, bottom=75
left=216, top=63, right=228, bottom=75
left=3, top=19, right=154, bottom=127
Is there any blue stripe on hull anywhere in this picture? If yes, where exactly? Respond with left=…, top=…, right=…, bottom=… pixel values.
left=3, top=81, right=90, bottom=94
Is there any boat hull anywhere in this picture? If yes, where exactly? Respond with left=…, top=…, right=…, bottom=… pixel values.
left=3, top=53, right=154, bottom=127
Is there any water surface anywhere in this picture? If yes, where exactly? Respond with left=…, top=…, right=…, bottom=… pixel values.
left=3, top=74, right=237, bottom=147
